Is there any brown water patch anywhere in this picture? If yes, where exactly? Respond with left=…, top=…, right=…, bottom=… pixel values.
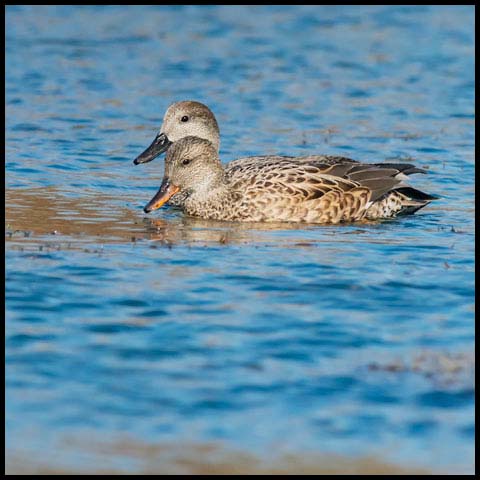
left=5, top=186, right=145, bottom=242
left=5, top=438, right=433, bottom=475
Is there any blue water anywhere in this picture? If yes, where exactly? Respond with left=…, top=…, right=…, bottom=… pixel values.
left=5, top=5, right=474, bottom=474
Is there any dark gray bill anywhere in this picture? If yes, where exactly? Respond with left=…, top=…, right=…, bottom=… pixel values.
left=133, top=133, right=172, bottom=165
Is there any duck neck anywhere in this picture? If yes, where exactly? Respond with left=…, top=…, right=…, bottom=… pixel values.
left=184, top=172, right=235, bottom=218
left=188, top=171, right=230, bottom=203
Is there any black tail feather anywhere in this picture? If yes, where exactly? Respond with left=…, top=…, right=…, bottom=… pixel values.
left=394, top=186, right=439, bottom=201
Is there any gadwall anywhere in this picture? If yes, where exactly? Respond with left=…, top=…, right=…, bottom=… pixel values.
left=134, top=100, right=358, bottom=168
left=142, top=136, right=436, bottom=224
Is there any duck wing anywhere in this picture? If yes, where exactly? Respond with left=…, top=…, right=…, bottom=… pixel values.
left=227, top=159, right=433, bottom=223
left=228, top=158, right=426, bottom=201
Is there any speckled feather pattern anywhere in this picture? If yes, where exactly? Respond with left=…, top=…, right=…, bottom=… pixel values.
left=156, top=137, right=436, bottom=224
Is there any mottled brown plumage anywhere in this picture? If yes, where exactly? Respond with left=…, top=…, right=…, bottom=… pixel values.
left=143, top=137, right=437, bottom=224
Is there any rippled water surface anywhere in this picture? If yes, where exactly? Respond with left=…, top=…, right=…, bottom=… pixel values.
left=5, top=5, right=474, bottom=474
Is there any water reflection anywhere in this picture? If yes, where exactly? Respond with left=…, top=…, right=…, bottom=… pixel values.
left=6, top=186, right=386, bottom=247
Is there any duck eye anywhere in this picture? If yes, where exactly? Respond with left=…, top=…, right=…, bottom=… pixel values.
left=182, top=158, right=191, bottom=166
left=181, top=116, right=189, bottom=122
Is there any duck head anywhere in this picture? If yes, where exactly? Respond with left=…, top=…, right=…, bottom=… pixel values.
left=133, top=101, right=220, bottom=165
left=143, top=136, right=224, bottom=213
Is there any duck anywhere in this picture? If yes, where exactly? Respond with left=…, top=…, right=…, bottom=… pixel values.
left=133, top=100, right=436, bottom=217
left=133, top=100, right=359, bottom=170
left=142, top=136, right=436, bottom=224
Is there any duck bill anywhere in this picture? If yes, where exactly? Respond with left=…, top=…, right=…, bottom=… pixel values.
left=143, top=178, right=180, bottom=213
left=133, top=133, right=172, bottom=165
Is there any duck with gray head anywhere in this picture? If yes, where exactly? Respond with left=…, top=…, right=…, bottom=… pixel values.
left=142, top=136, right=437, bottom=224
left=133, top=100, right=360, bottom=168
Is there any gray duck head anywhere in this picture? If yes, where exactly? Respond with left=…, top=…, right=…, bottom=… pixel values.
left=143, top=136, right=224, bottom=213
left=133, top=101, right=220, bottom=165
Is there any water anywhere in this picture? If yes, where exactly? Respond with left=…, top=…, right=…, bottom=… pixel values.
left=5, top=5, right=474, bottom=474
